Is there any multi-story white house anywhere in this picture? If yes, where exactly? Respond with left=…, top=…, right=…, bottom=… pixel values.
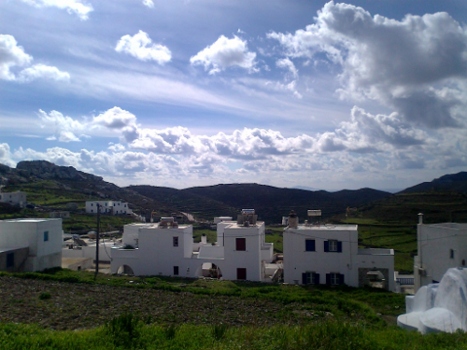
left=283, top=211, right=395, bottom=291
left=0, top=218, right=62, bottom=272
left=413, top=213, right=467, bottom=291
left=111, top=210, right=279, bottom=282
left=0, top=191, right=27, bottom=208
left=85, top=200, right=132, bottom=215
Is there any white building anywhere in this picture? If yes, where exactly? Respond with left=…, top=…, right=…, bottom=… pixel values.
left=85, top=200, right=132, bottom=215
left=111, top=211, right=279, bottom=282
left=413, top=213, right=467, bottom=291
left=283, top=211, right=395, bottom=291
left=0, top=218, right=62, bottom=272
left=0, top=191, right=26, bottom=208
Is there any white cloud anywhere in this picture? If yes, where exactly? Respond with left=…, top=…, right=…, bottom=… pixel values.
left=269, top=2, right=467, bottom=129
left=0, top=34, right=69, bottom=83
left=0, top=34, right=32, bottom=81
left=115, top=30, right=171, bottom=64
left=38, top=110, right=86, bottom=142
left=276, top=57, right=298, bottom=79
left=190, top=35, right=257, bottom=74
left=18, top=64, right=70, bottom=82
left=19, top=0, right=93, bottom=20
left=142, top=0, right=154, bottom=8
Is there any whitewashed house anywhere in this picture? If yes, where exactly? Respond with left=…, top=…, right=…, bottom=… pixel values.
left=0, top=191, right=27, bottom=208
left=85, top=200, right=132, bottom=215
left=283, top=211, right=395, bottom=291
left=111, top=210, right=279, bottom=282
left=413, top=213, right=467, bottom=291
left=0, top=218, right=62, bottom=272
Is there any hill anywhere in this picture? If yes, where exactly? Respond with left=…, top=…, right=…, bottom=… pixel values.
left=1, top=160, right=467, bottom=225
left=355, top=172, right=467, bottom=224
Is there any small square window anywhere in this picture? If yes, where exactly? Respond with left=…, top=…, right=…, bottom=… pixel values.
left=173, top=236, right=179, bottom=247
left=44, top=231, right=49, bottom=242
left=237, top=268, right=247, bottom=280
left=329, top=240, right=338, bottom=252
left=305, top=239, right=315, bottom=251
left=236, top=238, right=246, bottom=251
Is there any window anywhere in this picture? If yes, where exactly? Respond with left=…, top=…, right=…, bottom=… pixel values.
left=173, top=266, right=179, bottom=276
left=91, top=203, right=94, bottom=206
left=302, top=272, right=320, bottom=285
left=324, top=240, right=342, bottom=253
left=326, top=273, right=344, bottom=286
left=237, top=268, right=247, bottom=280
left=44, top=231, right=49, bottom=242
left=305, top=239, right=315, bottom=252
left=236, top=238, right=246, bottom=251
left=450, top=249, right=455, bottom=259
left=173, top=236, right=179, bottom=247
left=6, top=253, right=14, bottom=268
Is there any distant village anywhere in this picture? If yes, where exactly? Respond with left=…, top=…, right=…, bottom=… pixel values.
left=2, top=189, right=467, bottom=333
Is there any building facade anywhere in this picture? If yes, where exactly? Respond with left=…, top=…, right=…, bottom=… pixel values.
left=85, top=200, right=132, bottom=215
left=0, top=218, right=62, bottom=272
left=283, top=211, right=395, bottom=291
left=111, top=211, right=279, bottom=282
left=414, top=214, right=467, bottom=291
left=0, top=191, right=27, bottom=208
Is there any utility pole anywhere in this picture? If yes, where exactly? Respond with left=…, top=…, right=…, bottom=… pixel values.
left=95, top=203, right=100, bottom=280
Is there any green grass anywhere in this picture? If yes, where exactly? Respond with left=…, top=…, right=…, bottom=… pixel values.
left=2, top=319, right=467, bottom=349
left=1, top=269, right=466, bottom=349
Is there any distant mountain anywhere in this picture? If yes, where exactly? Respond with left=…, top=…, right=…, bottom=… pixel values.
left=0, top=160, right=174, bottom=218
left=400, top=172, right=467, bottom=194
left=357, top=172, right=467, bottom=224
left=2, top=160, right=466, bottom=224
left=181, top=184, right=391, bottom=223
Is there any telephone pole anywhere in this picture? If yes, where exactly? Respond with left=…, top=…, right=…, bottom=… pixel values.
left=94, top=203, right=100, bottom=279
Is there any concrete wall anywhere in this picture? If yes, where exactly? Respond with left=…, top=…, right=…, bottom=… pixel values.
left=415, top=223, right=467, bottom=291
left=0, top=218, right=62, bottom=272
left=283, top=224, right=394, bottom=290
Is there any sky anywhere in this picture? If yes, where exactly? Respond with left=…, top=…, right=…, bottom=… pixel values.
left=1, top=0, right=467, bottom=192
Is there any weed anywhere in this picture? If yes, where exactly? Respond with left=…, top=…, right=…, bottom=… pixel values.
left=163, top=324, right=178, bottom=340
left=105, top=313, right=141, bottom=349
left=211, top=323, right=228, bottom=340
left=38, top=292, right=51, bottom=300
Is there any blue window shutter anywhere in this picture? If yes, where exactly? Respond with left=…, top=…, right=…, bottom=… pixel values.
left=337, top=241, right=342, bottom=253
left=306, top=239, right=315, bottom=251
left=302, top=273, right=307, bottom=285
left=314, top=273, right=320, bottom=285
left=324, top=241, right=329, bottom=252
left=326, top=273, right=331, bottom=285
left=339, top=274, right=345, bottom=285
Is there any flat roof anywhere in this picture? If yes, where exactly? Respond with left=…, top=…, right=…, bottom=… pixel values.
left=291, top=224, right=358, bottom=231
left=0, top=218, right=57, bottom=223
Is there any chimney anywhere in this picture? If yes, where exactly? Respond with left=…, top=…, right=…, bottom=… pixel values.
left=418, top=213, right=423, bottom=225
left=201, top=234, right=207, bottom=244
left=288, top=210, right=298, bottom=229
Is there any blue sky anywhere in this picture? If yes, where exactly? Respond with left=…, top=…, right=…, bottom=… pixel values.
left=1, top=0, right=466, bottom=192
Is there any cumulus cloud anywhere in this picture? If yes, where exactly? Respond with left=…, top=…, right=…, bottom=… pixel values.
left=0, top=34, right=32, bottom=80
left=268, top=2, right=467, bottom=128
left=142, top=0, right=154, bottom=8
left=18, top=64, right=70, bottom=82
left=19, top=0, right=93, bottom=20
left=314, top=107, right=426, bottom=153
left=115, top=30, right=171, bottom=64
left=190, top=35, right=257, bottom=74
left=0, top=34, right=69, bottom=82
left=38, top=110, right=86, bottom=142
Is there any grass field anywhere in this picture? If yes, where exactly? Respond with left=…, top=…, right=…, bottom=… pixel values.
left=0, top=269, right=466, bottom=349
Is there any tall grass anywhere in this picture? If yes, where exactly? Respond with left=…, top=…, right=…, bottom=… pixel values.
left=1, top=320, right=467, bottom=349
